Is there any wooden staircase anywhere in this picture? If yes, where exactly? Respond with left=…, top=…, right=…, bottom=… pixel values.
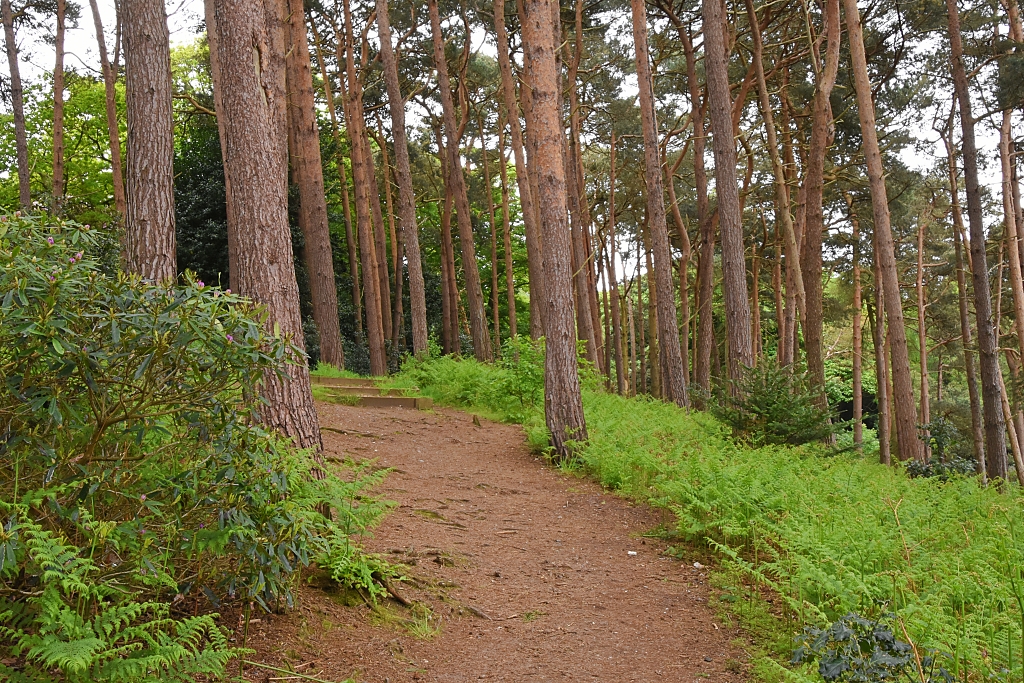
left=311, top=376, right=433, bottom=410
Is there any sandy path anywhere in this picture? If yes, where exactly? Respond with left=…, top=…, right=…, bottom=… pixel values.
left=240, top=402, right=747, bottom=682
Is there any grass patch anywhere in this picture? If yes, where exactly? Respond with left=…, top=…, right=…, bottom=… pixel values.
left=394, top=355, right=1024, bottom=682
left=312, top=362, right=366, bottom=379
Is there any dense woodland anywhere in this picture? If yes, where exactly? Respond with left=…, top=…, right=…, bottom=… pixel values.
left=3, top=0, right=1024, bottom=677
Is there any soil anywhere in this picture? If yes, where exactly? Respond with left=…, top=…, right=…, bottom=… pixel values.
left=235, top=402, right=749, bottom=683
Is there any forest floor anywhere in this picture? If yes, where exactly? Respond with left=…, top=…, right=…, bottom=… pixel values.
left=234, top=402, right=751, bottom=683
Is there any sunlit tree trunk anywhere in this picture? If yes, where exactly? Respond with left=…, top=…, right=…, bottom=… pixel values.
left=88, top=0, right=127, bottom=216
left=429, top=0, right=492, bottom=361
left=520, top=0, right=586, bottom=457
left=1, top=0, right=30, bottom=209
left=283, top=0, right=343, bottom=368
left=124, top=0, right=176, bottom=281
left=845, top=0, right=922, bottom=462
left=702, top=0, right=752, bottom=378
left=376, top=0, right=428, bottom=356
left=205, top=0, right=321, bottom=448
left=945, top=0, right=1007, bottom=478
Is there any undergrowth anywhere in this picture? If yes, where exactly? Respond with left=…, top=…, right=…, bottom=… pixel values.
left=0, top=214, right=391, bottom=681
left=394, top=349, right=1024, bottom=683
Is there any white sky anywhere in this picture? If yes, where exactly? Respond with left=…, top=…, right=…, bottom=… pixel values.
left=5, top=0, right=1010, bottom=289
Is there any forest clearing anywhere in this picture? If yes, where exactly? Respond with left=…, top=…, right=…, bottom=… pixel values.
left=3, top=0, right=1024, bottom=679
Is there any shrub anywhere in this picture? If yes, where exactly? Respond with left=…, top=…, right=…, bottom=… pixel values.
left=0, top=213, right=389, bottom=681
left=708, top=362, right=841, bottom=446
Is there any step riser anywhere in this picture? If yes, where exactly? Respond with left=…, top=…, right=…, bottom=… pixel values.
left=311, top=377, right=377, bottom=388
left=325, top=387, right=408, bottom=397
left=318, top=393, right=433, bottom=410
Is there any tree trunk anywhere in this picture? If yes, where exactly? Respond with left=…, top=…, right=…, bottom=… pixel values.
left=375, top=0, right=428, bottom=356
left=428, top=0, right=492, bottom=361
left=2, top=0, right=30, bottom=209
left=205, top=0, right=321, bottom=448
left=480, top=117, right=501, bottom=352
left=376, top=126, right=405, bottom=352
left=124, top=0, right=177, bottom=282
left=868, top=298, right=891, bottom=465
left=565, top=135, right=599, bottom=366
left=520, top=0, right=587, bottom=457
left=202, top=0, right=238, bottom=289
left=283, top=0, right=344, bottom=368
left=53, top=0, right=67, bottom=211
left=88, top=0, right=127, bottom=216
left=436, top=123, right=461, bottom=355
left=846, top=195, right=864, bottom=448
left=945, top=125, right=986, bottom=478
left=311, top=23, right=362, bottom=335
left=945, top=0, right=1007, bottom=478
left=608, top=131, right=626, bottom=394
left=631, top=0, right=688, bottom=406
left=365, top=139, right=393, bottom=343
left=341, top=0, right=387, bottom=375
left=497, top=118, right=518, bottom=340
left=800, top=0, right=841, bottom=404
left=745, top=0, right=804, bottom=332
left=628, top=293, right=637, bottom=395
left=916, top=208, right=930, bottom=459
left=495, top=0, right=545, bottom=338
left=844, top=0, right=922, bottom=462
left=702, top=0, right=752, bottom=378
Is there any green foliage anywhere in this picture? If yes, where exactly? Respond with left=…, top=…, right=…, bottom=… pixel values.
left=708, top=363, right=841, bottom=446
left=0, top=213, right=390, bottom=680
left=792, top=613, right=952, bottom=683
left=395, top=354, right=1024, bottom=682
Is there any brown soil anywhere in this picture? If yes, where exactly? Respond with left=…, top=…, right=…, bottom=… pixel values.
left=236, top=402, right=749, bottom=682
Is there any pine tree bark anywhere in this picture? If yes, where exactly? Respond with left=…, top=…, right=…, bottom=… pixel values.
left=630, top=0, right=688, bottom=405
left=365, top=140, right=393, bottom=343
left=520, top=0, right=587, bottom=457
left=2, top=0, right=30, bottom=209
left=800, top=0, right=841, bottom=403
left=480, top=118, right=501, bottom=352
left=497, top=119, right=518, bottom=340
left=608, top=131, right=626, bottom=394
left=124, top=0, right=177, bottom=281
left=342, top=0, right=387, bottom=375
left=702, top=0, right=752, bottom=378
left=944, top=0, right=1007, bottom=478
left=845, top=194, right=864, bottom=447
left=53, top=0, right=66, bottom=210
left=283, top=0, right=344, bottom=368
left=495, top=0, right=545, bottom=338
left=916, top=208, right=930, bottom=459
left=375, top=0, right=427, bottom=356
left=945, top=124, right=986, bottom=478
left=844, top=0, right=923, bottom=462
left=376, top=125, right=405, bottom=351
left=311, top=22, right=362, bottom=335
left=88, top=0, right=127, bottom=216
left=436, top=123, right=462, bottom=355
left=205, top=0, right=321, bottom=448
left=746, top=0, right=804, bottom=335
left=428, top=0, right=492, bottom=361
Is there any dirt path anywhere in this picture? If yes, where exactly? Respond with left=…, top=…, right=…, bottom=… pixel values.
left=240, top=402, right=748, bottom=682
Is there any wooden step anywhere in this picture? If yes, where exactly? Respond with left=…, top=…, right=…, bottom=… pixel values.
left=354, top=395, right=433, bottom=410
left=324, top=386, right=408, bottom=398
left=311, top=376, right=378, bottom=388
